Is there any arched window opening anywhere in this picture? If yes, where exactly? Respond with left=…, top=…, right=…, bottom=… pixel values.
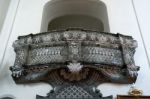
left=41, top=0, right=109, bottom=32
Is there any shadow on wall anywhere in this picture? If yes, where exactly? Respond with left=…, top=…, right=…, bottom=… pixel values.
left=48, top=15, right=104, bottom=31
left=41, top=0, right=110, bottom=32
left=0, top=95, right=16, bottom=99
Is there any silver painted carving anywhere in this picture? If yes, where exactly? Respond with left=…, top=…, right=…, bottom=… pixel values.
left=67, top=63, right=83, bottom=72
left=10, top=29, right=140, bottom=99
left=10, top=29, right=139, bottom=81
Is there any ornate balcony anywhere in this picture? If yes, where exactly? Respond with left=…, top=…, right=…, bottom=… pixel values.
left=10, top=28, right=139, bottom=99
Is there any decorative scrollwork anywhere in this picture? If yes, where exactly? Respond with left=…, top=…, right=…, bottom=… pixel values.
left=10, top=29, right=139, bottom=99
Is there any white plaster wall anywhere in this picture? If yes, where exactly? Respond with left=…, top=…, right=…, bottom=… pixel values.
left=0, top=0, right=20, bottom=69
left=0, top=0, right=150, bottom=99
left=132, top=0, right=150, bottom=66
left=0, top=0, right=10, bottom=32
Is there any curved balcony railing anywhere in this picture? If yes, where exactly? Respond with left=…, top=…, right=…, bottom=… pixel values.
left=10, top=28, right=139, bottom=84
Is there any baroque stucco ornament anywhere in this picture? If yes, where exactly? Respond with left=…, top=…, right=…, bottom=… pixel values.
left=10, top=29, right=139, bottom=99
